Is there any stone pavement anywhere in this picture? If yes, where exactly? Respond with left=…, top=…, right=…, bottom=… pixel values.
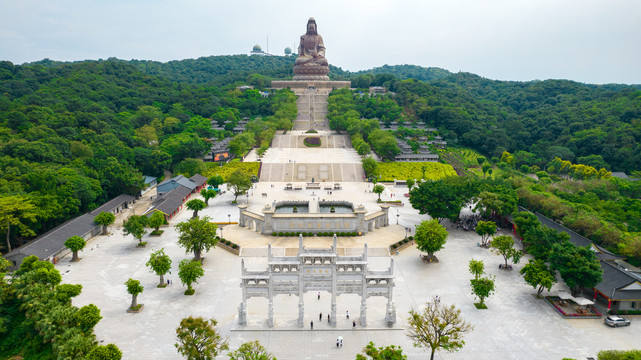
left=260, top=134, right=363, bottom=182
left=55, top=187, right=640, bottom=360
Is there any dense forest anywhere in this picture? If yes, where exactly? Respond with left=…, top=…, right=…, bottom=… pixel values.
left=2, top=55, right=640, bottom=253
left=2, top=55, right=640, bottom=251
left=0, top=59, right=295, bottom=252
left=392, top=74, right=641, bottom=173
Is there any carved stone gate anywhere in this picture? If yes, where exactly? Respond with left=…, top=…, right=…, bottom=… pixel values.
left=238, top=235, right=396, bottom=328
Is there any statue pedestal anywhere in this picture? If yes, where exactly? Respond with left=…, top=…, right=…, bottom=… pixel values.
left=271, top=80, right=351, bottom=92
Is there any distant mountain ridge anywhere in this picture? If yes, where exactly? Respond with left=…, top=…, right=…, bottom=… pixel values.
left=22, top=55, right=453, bottom=85
left=352, top=64, right=452, bottom=82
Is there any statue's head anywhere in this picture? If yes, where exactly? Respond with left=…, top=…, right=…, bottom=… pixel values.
left=306, top=17, right=317, bottom=35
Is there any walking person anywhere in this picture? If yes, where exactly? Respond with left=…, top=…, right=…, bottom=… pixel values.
left=346, top=310, right=349, bottom=319
left=336, top=338, right=339, bottom=348
left=327, top=314, right=330, bottom=323
left=310, top=321, right=313, bottom=330
left=318, top=292, right=320, bottom=300
left=353, top=320, right=356, bottom=328
left=319, top=312, right=323, bottom=321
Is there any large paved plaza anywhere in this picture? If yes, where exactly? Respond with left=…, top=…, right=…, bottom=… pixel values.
left=56, top=184, right=639, bottom=359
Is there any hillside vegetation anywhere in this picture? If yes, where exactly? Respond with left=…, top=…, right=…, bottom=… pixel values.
left=0, top=59, right=295, bottom=252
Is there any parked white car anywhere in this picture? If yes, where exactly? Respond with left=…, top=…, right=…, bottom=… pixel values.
left=604, top=315, right=631, bottom=327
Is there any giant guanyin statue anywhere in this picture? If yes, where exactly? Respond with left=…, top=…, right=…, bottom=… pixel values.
left=293, top=18, right=330, bottom=80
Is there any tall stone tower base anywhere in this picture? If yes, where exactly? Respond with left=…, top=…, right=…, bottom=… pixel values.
left=271, top=80, right=350, bottom=92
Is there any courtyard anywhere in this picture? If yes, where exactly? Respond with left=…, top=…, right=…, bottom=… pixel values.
left=55, top=183, right=639, bottom=360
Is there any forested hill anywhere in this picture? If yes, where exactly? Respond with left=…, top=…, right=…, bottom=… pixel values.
left=0, top=59, right=297, bottom=252
left=392, top=73, right=641, bottom=173
left=352, top=64, right=452, bottom=82
left=23, top=56, right=452, bottom=86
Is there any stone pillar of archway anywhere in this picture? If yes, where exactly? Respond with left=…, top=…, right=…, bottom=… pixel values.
left=238, top=204, right=249, bottom=227
left=331, top=234, right=338, bottom=327
left=379, top=204, right=391, bottom=227
left=262, top=205, right=274, bottom=233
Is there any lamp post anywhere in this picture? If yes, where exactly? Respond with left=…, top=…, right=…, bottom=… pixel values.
left=405, top=227, right=409, bottom=239
left=220, top=226, right=223, bottom=240
left=228, top=214, right=231, bottom=225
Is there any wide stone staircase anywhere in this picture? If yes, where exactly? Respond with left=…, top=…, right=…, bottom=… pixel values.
left=293, top=88, right=329, bottom=131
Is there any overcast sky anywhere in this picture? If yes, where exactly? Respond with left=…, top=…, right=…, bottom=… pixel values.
left=1, top=0, right=640, bottom=84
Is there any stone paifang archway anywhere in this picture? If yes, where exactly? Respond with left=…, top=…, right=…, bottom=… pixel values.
left=238, top=235, right=396, bottom=328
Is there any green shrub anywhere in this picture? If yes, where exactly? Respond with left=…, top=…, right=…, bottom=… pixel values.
left=391, top=244, right=398, bottom=249
left=278, top=232, right=284, bottom=236
left=232, top=244, right=238, bottom=249
left=352, top=232, right=357, bottom=236
left=303, top=137, right=321, bottom=147
left=272, top=232, right=277, bottom=236
left=409, top=236, right=414, bottom=240
left=597, top=349, right=641, bottom=360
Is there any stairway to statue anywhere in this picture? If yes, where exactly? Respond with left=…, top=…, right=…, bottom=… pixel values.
left=293, top=88, right=329, bottom=131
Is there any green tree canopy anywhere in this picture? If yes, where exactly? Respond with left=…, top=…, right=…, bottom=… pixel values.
left=186, top=199, right=206, bottom=218
left=94, top=211, right=116, bottom=235
left=175, top=216, right=219, bottom=261
left=227, top=169, right=252, bottom=202
left=549, top=241, right=603, bottom=296
left=475, top=221, right=496, bottom=247
left=200, top=188, right=217, bottom=206
left=207, top=175, right=225, bottom=189
left=468, top=259, right=485, bottom=280
left=178, top=259, right=205, bottom=295
left=74, top=304, right=102, bottom=334
left=409, top=176, right=479, bottom=223
left=470, top=276, right=495, bottom=308
left=406, top=178, right=415, bottom=190
left=146, top=248, right=172, bottom=288
left=407, top=300, right=472, bottom=360
left=490, top=235, right=522, bottom=267
left=64, top=235, right=86, bottom=262
left=124, top=278, right=143, bottom=310
left=86, top=344, right=123, bottom=360
left=520, top=259, right=557, bottom=297
left=0, top=195, right=37, bottom=252
left=148, top=211, right=165, bottom=232
left=227, top=340, right=276, bottom=360
left=414, top=219, right=448, bottom=261
left=356, top=342, right=407, bottom=360
left=362, top=157, right=379, bottom=178
left=55, top=283, right=83, bottom=303
left=373, top=184, right=385, bottom=201
left=175, top=317, right=228, bottom=360
left=122, top=215, right=148, bottom=246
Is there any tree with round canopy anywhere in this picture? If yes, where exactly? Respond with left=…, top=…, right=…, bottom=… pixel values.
left=178, top=259, right=204, bottom=295
left=146, top=248, right=172, bottom=288
left=415, top=219, right=448, bottom=262
left=124, top=278, right=143, bottom=311
left=175, top=216, right=219, bottom=262
left=64, top=235, right=86, bottom=262
left=94, top=211, right=115, bottom=235
left=186, top=199, right=206, bottom=218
